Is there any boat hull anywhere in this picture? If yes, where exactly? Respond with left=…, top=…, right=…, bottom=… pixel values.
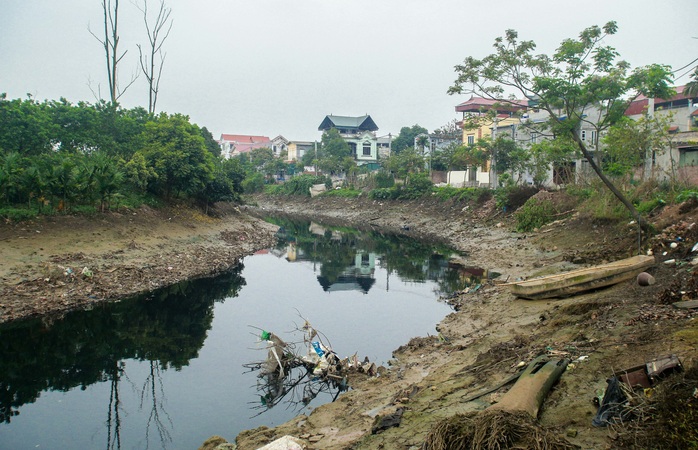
left=506, top=255, right=655, bottom=300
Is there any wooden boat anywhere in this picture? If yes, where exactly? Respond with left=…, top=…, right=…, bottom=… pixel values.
left=505, top=255, right=655, bottom=300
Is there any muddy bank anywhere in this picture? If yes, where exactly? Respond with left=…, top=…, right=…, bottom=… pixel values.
left=225, top=194, right=698, bottom=450
left=0, top=204, right=278, bottom=324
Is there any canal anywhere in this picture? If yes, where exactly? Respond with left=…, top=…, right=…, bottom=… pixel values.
left=0, top=217, right=486, bottom=449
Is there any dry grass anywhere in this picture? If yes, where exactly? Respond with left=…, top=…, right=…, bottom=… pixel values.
left=423, top=409, right=578, bottom=450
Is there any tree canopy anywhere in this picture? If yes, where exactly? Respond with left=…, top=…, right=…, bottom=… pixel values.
left=392, top=124, right=428, bottom=154
left=449, top=21, right=675, bottom=225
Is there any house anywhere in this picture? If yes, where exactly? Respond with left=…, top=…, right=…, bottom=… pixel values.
left=285, top=140, right=315, bottom=163
left=218, top=134, right=272, bottom=159
left=318, top=114, right=379, bottom=166
left=625, top=86, right=698, bottom=184
left=271, top=135, right=289, bottom=158
left=454, top=97, right=527, bottom=187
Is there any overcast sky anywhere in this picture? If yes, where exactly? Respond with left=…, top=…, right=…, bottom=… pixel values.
left=2, top=0, right=696, bottom=142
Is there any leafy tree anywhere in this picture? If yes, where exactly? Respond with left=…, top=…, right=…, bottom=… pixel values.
left=392, top=124, right=428, bottom=154
left=92, top=151, right=124, bottom=211
left=0, top=95, right=54, bottom=156
left=200, top=126, right=221, bottom=157
left=449, top=21, right=674, bottom=227
left=123, top=151, right=157, bottom=193
left=603, top=113, right=675, bottom=180
left=528, top=137, right=580, bottom=187
left=0, top=152, right=25, bottom=205
left=318, top=128, right=351, bottom=175
left=141, top=113, right=214, bottom=200
left=46, top=153, right=79, bottom=210
left=684, top=67, right=698, bottom=98
left=382, top=147, right=425, bottom=179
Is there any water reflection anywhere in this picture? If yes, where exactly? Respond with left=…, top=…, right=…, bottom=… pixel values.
left=270, top=217, right=481, bottom=296
left=0, top=267, right=245, bottom=449
left=0, top=218, right=487, bottom=449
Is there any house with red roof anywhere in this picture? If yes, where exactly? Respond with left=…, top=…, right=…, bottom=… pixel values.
left=218, top=134, right=272, bottom=159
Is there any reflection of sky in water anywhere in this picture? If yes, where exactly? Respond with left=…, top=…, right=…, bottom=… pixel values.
left=0, top=223, right=476, bottom=450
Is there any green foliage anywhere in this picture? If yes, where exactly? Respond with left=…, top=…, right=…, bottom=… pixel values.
left=382, top=148, right=425, bottom=179
left=0, top=93, right=245, bottom=214
left=368, top=188, right=397, bottom=200
left=0, top=206, right=40, bottom=221
left=401, top=172, right=434, bottom=199
left=515, top=198, right=556, bottom=232
left=242, top=172, right=265, bottom=194
left=635, top=198, right=665, bottom=214
left=448, top=22, right=675, bottom=221
left=392, top=125, right=429, bottom=154
left=373, top=171, right=395, bottom=188
left=433, top=186, right=491, bottom=204
left=494, top=184, right=539, bottom=210
left=676, top=189, right=698, bottom=203
left=271, top=174, right=330, bottom=196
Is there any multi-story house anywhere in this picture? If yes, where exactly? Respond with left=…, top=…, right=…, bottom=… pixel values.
left=218, top=134, right=272, bottom=159
left=625, top=86, right=698, bottom=184
left=318, top=114, right=379, bottom=167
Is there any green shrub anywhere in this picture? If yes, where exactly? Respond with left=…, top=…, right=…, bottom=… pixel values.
left=271, top=174, right=330, bottom=196
left=495, top=185, right=538, bottom=210
left=515, top=198, right=555, bottom=232
left=675, top=189, right=698, bottom=203
left=0, top=207, right=40, bottom=222
left=433, top=186, right=491, bottom=204
left=400, top=173, right=433, bottom=199
left=636, top=198, right=665, bottom=214
left=374, top=171, right=395, bottom=189
left=71, top=205, right=98, bottom=215
left=368, top=187, right=397, bottom=200
left=242, top=173, right=265, bottom=194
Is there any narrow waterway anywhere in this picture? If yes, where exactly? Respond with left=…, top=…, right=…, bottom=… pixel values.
left=0, top=217, right=488, bottom=450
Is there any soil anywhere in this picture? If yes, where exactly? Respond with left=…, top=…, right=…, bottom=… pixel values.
left=2, top=193, right=697, bottom=449
left=0, top=203, right=278, bottom=324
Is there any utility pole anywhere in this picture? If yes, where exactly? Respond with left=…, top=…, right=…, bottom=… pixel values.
left=314, top=141, right=318, bottom=176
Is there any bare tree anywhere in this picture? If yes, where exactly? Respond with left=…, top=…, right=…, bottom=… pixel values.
left=89, top=0, right=138, bottom=104
left=135, top=0, right=173, bottom=114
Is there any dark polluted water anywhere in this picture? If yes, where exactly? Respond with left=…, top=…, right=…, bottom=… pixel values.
left=0, top=217, right=490, bottom=450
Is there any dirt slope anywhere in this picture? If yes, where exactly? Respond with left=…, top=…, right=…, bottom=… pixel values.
left=229, top=194, right=698, bottom=450
left=0, top=204, right=277, bottom=324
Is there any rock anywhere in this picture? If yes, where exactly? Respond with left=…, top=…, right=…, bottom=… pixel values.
left=257, top=435, right=306, bottom=449
left=637, top=272, right=656, bottom=286
left=198, top=435, right=236, bottom=450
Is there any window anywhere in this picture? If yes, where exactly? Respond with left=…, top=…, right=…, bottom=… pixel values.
left=591, top=130, right=597, bottom=144
left=467, top=135, right=475, bottom=145
left=349, top=142, right=357, bottom=157
left=581, top=130, right=587, bottom=142
left=363, top=142, right=371, bottom=156
left=531, top=132, right=538, bottom=144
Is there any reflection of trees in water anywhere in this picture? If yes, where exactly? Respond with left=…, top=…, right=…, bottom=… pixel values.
left=249, top=366, right=346, bottom=418
left=269, top=217, right=472, bottom=294
left=140, top=361, right=172, bottom=449
left=0, top=265, right=246, bottom=447
left=106, top=361, right=125, bottom=450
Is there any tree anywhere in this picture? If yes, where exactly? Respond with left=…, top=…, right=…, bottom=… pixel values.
left=684, top=67, right=698, bottom=98
left=89, top=0, right=138, bottom=104
left=392, top=125, right=428, bottom=154
left=141, top=113, right=214, bottom=199
left=317, top=128, right=352, bottom=175
left=449, top=21, right=674, bottom=229
left=603, top=113, right=675, bottom=181
left=136, top=0, right=173, bottom=114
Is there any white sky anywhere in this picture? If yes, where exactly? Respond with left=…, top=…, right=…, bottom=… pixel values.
left=1, top=0, right=696, bottom=142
